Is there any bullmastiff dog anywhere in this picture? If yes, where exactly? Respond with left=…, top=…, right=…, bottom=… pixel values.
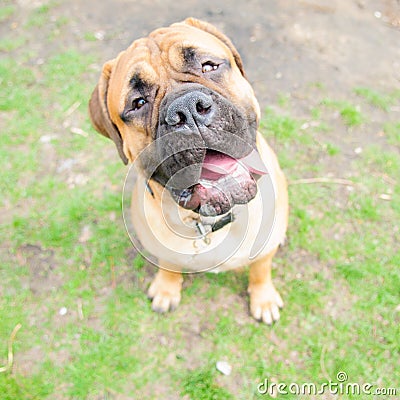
left=89, top=18, right=288, bottom=324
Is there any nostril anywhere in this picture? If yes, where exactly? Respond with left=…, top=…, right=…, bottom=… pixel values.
left=166, top=108, right=187, bottom=127
left=176, top=112, right=186, bottom=126
left=196, top=101, right=211, bottom=115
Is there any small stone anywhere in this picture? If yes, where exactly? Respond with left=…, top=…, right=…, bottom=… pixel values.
left=94, top=30, right=105, bottom=40
left=78, top=225, right=92, bottom=243
left=39, top=134, right=57, bottom=143
left=301, top=122, right=309, bottom=130
left=216, top=361, right=232, bottom=376
left=59, top=307, right=68, bottom=316
left=379, top=194, right=391, bottom=201
left=57, top=158, right=77, bottom=172
left=70, top=127, right=88, bottom=137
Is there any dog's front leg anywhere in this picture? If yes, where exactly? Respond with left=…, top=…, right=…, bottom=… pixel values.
left=147, top=264, right=183, bottom=313
left=248, top=248, right=284, bottom=324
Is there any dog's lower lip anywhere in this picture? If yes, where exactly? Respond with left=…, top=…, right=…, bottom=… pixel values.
left=174, top=175, right=258, bottom=216
left=175, top=186, right=201, bottom=210
left=170, top=150, right=267, bottom=216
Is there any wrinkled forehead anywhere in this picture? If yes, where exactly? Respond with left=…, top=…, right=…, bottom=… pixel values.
left=109, top=25, right=232, bottom=87
left=150, top=24, right=232, bottom=69
left=108, top=38, right=158, bottom=102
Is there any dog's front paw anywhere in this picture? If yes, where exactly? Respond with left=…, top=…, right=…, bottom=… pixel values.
left=248, top=283, right=284, bottom=325
left=147, top=270, right=182, bottom=313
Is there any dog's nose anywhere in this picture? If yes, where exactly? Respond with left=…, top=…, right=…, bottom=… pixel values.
left=165, top=91, right=214, bottom=128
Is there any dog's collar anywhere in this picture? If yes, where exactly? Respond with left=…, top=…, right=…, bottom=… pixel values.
left=196, top=211, right=234, bottom=236
left=145, top=181, right=234, bottom=238
left=145, top=181, right=155, bottom=198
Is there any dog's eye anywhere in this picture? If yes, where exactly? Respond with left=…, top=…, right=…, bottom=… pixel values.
left=132, top=97, right=147, bottom=111
left=201, top=62, right=219, bottom=73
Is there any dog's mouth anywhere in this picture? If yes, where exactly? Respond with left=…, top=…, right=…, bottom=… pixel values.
left=170, top=149, right=267, bottom=216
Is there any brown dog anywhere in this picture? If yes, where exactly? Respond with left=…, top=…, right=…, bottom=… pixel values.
left=89, top=18, right=288, bottom=324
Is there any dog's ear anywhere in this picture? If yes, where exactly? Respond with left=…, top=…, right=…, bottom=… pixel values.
left=183, top=18, right=246, bottom=78
left=89, top=60, right=128, bottom=165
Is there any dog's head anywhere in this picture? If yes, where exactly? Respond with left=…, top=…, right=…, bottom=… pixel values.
left=89, top=18, right=266, bottom=216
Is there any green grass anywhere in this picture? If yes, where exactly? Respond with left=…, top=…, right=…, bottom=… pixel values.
left=182, top=368, right=235, bottom=399
left=24, top=4, right=51, bottom=28
left=260, top=108, right=300, bottom=142
left=384, top=121, right=400, bottom=146
left=354, top=87, right=400, bottom=111
left=0, top=3, right=15, bottom=22
left=0, top=4, right=399, bottom=398
left=0, top=36, right=27, bottom=52
left=321, top=99, right=364, bottom=126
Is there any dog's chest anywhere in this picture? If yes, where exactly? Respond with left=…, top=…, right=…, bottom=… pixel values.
left=129, top=135, right=287, bottom=273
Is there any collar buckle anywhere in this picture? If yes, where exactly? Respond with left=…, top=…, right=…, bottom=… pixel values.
left=195, top=212, right=234, bottom=244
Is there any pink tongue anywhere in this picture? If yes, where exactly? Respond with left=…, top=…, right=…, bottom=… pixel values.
left=201, top=153, right=238, bottom=180
left=200, top=150, right=267, bottom=180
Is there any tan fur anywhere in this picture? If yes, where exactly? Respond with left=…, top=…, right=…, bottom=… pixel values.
left=89, top=19, right=288, bottom=324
